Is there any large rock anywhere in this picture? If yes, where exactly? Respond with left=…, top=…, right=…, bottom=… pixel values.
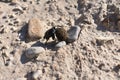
left=67, top=25, right=81, bottom=43
left=28, top=18, right=46, bottom=41
left=25, top=47, right=45, bottom=59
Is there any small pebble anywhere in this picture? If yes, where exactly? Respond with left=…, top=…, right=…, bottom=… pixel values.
left=10, top=0, right=19, bottom=5
left=8, top=14, right=16, bottom=18
left=55, top=41, right=66, bottom=48
left=32, top=70, right=42, bottom=79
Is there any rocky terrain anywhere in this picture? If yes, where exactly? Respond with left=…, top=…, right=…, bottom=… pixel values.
left=0, top=0, right=120, bottom=80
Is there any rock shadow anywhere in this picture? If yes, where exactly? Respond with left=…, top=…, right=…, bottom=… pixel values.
left=20, top=50, right=39, bottom=64
left=20, top=50, right=32, bottom=64
left=31, top=41, right=45, bottom=47
left=96, top=25, right=108, bottom=32
left=18, top=23, right=28, bottom=42
left=75, top=16, right=82, bottom=25
left=45, top=41, right=58, bottom=51
left=0, top=1, right=11, bottom=3
left=31, top=41, right=58, bottom=51
left=77, top=0, right=83, bottom=14
left=77, top=0, right=92, bottom=14
left=96, top=24, right=120, bottom=32
left=24, top=71, right=34, bottom=80
left=117, top=49, right=120, bottom=52
left=113, top=64, right=120, bottom=73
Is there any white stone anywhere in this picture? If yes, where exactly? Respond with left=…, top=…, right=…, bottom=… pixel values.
left=55, top=41, right=66, bottom=48
left=67, top=25, right=81, bottom=43
left=32, top=70, right=42, bottom=79
left=25, top=47, right=45, bottom=59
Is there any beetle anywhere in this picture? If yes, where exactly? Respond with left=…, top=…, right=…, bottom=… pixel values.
left=43, top=27, right=68, bottom=44
left=43, top=27, right=56, bottom=44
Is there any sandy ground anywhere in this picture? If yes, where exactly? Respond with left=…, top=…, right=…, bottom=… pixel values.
left=0, top=0, right=120, bottom=80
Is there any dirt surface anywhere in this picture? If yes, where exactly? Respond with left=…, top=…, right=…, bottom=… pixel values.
left=0, top=0, right=120, bottom=80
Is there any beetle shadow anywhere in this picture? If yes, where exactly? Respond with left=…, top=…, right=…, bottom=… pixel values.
left=31, top=41, right=58, bottom=51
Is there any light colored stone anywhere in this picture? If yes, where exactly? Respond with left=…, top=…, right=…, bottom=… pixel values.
left=11, top=27, right=18, bottom=32
left=55, top=41, right=66, bottom=48
left=1, top=27, right=10, bottom=33
left=11, top=0, right=19, bottom=5
left=12, top=6, right=23, bottom=13
left=25, top=47, right=45, bottom=59
left=8, top=14, right=16, bottom=18
left=96, top=36, right=114, bottom=45
left=32, top=70, right=42, bottom=80
left=28, top=18, right=46, bottom=41
left=15, top=78, right=27, bottom=80
left=5, top=59, right=12, bottom=66
left=67, top=25, right=81, bottom=43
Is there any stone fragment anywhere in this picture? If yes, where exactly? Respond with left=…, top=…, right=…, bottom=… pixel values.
left=28, top=18, right=46, bottom=41
left=98, top=63, right=110, bottom=72
left=5, top=59, right=12, bottom=66
left=55, top=41, right=66, bottom=48
left=25, top=47, right=45, bottom=59
left=8, top=14, right=16, bottom=18
left=11, top=0, right=19, bottom=5
left=96, top=36, right=114, bottom=45
left=67, top=25, right=81, bottom=43
left=15, top=78, right=27, bottom=80
left=32, top=70, right=42, bottom=80
left=12, top=6, right=23, bottom=13
left=0, top=27, right=9, bottom=34
left=11, top=27, right=18, bottom=32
